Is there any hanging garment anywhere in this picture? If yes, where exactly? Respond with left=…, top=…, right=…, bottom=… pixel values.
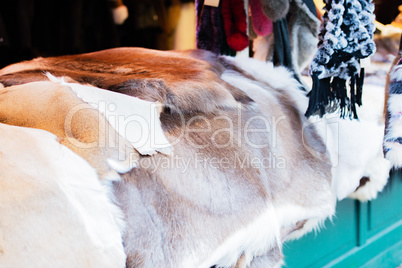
left=384, top=34, right=402, bottom=168
left=220, top=0, right=249, bottom=51
left=306, top=0, right=376, bottom=119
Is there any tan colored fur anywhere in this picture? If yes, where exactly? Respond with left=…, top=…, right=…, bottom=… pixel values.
left=0, top=81, right=138, bottom=180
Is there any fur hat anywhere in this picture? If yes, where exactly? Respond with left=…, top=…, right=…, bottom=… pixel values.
left=263, top=0, right=320, bottom=89
left=287, top=0, right=320, bottom=79
left=260, top=0, right=289, bottom=22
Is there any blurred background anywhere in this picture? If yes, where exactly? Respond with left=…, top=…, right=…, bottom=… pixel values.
left=0, top=0, right=196, bottom=68
left=0, top=0, right=401, bottom=68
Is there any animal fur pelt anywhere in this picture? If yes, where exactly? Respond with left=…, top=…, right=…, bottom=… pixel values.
left=260, top=0, right=289, bottom=22
left=309, top=84, right=391, bottom=201
left=0, top=48, right=251, bottom=114
left=0, top=47, right=335, bottom=267
left=0, top=47, right=391, bottom=266
left=0, top=123, right=126, bottom=268
left=0, top=81, right=138, bottom=181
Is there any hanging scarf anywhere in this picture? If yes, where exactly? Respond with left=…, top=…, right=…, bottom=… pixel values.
left=305, top=0, right=376, bottom=119
left=383, top=34, right=402, bottom=168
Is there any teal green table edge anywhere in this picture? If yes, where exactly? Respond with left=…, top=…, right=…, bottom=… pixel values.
left=283, top=171, right=402, bottom=268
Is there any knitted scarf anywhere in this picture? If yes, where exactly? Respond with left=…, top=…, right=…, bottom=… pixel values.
left=305, top=0, right=376, bottom=119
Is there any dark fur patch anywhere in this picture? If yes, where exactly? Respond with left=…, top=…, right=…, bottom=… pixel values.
left=389, top=82, right=402, bottom=95
left=356, top=176, right=370, bottom=190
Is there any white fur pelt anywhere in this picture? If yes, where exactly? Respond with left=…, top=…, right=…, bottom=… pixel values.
left=235, top=57, right=390, bottom=202
left=0, top=123, right=126, bottom=268
left=310, top=84, right=391, bottom=201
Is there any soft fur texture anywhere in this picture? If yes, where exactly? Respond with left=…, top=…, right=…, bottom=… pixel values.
left=0, top=48, right=333, bottom=267
left=0, top=48, right=250, bottom=114
left=261, top=0, right=320, bottom=89
left=0, top=47, right=391, bottom=266
left=287, top=0, right=320, bottom=78
left=114, top=57, right=335, bottom=267
left=0, top=123, right=126, bottom=268
left=260, top=0, right=289, bottom=22
left=45, top=73, right=173, bottom=156
left=250, top=0, right=273, bottom=37
left=308, top=86, right=391, bottom=201
left=0, top=81, right=138, bottom=180
left=236, top=57, right=391, bottom=202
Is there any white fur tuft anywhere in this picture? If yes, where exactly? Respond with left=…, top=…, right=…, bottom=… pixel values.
left=348, top=157, right=391, bottom=201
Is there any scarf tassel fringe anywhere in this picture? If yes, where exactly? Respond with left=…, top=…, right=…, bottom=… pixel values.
left=305, top=68, right=365, bottom=119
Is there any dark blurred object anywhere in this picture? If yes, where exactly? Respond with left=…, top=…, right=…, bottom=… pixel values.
left=118, top=0, right=167, bottom=49
left=0, top=0, right=190, bottom=68
left=374, top=0, right=402, bottom=25
left=0, top=0, right=120, bottom=69
left=118, top=0, right=182, bottom=50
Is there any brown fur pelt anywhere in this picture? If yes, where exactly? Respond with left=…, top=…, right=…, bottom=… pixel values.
left=0, top=48, right=253, bottom=114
